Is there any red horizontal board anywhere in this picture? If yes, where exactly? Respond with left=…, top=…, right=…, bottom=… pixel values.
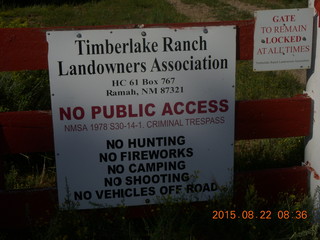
left=0, top=166, right=308, bottom=228
left=0, top=95, right=311, bottom=154
left=235, top=94, right=312, bottom=140
left=0, top=111, right=54, bottom=154
left=0, top=20, right=254, bottom=71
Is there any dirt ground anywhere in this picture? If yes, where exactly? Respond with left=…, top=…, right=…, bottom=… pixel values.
left=166, top=0, right=218, bottom=22
left=166, top=0, right=267, bottom=22
left=166, top=0, right=307, bottom=84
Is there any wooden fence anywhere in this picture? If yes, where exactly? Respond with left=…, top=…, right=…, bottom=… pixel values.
left=0, top=20, right=312, bottom=228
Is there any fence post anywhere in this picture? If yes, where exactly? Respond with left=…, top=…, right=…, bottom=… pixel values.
left=305, top=0, right=320, bottom=199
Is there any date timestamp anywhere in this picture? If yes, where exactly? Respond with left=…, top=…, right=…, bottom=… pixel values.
left=212, top=210, right=308, bottom=220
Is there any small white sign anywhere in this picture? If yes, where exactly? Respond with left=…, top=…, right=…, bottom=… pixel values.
left=254, top=8, right=313, bottom=71
left=47, top=26, right=236, bottom=209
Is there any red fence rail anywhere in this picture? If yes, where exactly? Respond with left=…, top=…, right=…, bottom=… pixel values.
left=0, top=20, right=254, bottom=71
left=0, top=20, right=312, bottom=228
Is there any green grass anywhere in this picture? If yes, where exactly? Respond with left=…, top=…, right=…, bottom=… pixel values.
left=235, top=137, right=305, bottom=171
left=182, top=0, right=253, bottom=21
left=236, top=61, right=304, bottom=101
left=0, top=0, right=188, bottom=28
left=4, top=153, right=56, bottom=189
left=0, top=71, right=51, bottom=111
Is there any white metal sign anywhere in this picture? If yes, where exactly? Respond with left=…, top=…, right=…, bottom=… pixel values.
left=47, top=26, right=236, bottom=209
left=254, top=8, right=313, bottom=71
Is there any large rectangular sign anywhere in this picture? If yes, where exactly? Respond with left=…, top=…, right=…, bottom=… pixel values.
left=254, top=8, right=313, bottom=71
left=47, top=26, right=236, bottom=209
